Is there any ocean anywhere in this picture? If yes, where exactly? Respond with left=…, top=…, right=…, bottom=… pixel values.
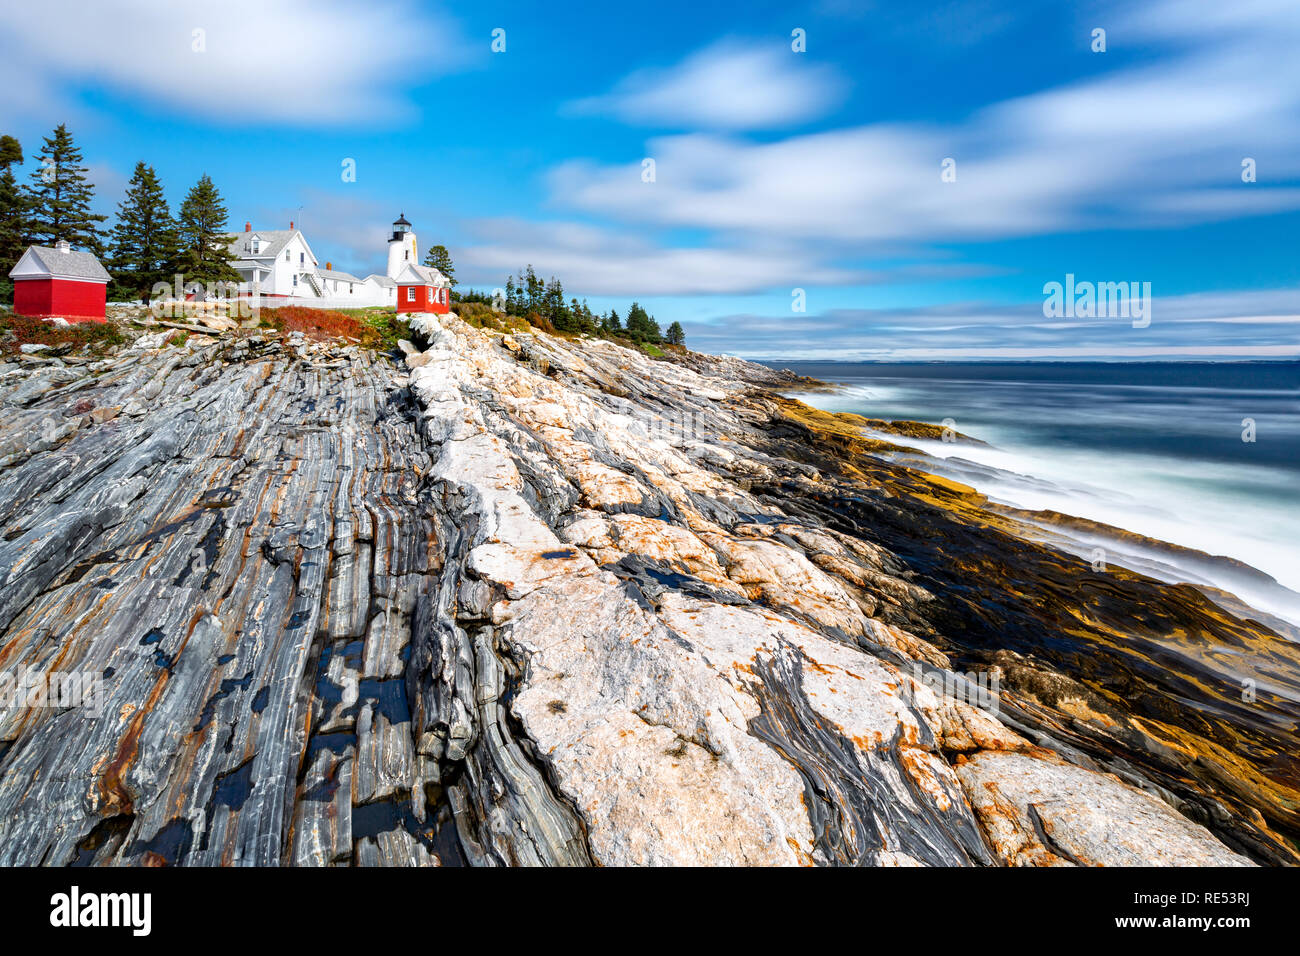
left=774, top=361, right=1300, bottom=627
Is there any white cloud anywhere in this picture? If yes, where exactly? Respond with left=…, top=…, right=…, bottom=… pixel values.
left=452, top=218, right=870, bottom=295
left=565, top=39, right=845, bottom=130
left=0, top=0, right=470, bottom=126
left=682, top=287, right=1300, bottom=360
left=551, top=2, right=1300, bottom=243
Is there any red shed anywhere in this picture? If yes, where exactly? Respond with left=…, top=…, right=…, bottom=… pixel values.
left=395, top=263, right=451, bottom=315
left=8, top=241, right=111, bottom=322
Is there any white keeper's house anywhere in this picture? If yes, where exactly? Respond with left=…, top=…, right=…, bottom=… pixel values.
left=222, top=213, right=448, bottom=310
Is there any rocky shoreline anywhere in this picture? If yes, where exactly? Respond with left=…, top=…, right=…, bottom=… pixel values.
left=0, top=310, right=1294, bottom=866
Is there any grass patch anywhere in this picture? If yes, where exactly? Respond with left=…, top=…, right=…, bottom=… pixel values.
left=360, top=311, right=411, bottom=351
left=0, top=316, right=127, bottom=357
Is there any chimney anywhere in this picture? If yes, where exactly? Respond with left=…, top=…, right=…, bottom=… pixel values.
left=289, top=220, right=294, bottom=231
left=326, top=262, right=332, bottom=271
left=245, top=221, right=251, bottom=232
left=55, top=239, right=70, bottom=253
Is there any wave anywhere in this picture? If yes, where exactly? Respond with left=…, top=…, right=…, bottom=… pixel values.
left=868, top=430, right=1300, bottom=628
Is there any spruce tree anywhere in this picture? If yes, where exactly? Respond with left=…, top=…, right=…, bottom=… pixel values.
left=422, top=244, right=456, bottom=286
left=524, top=264, right=542, bottom=312
left=26, top=124, right=107, bottom=254
left=626, top=302, right=650, bottom=340
left=627, top=303, right=662, bottom=343
left=505, top=275, right=519, bottom=314
left=110, top=162, right=179, bottom=301
left=0, top=135, right=29, bottom=303
left=665, top=321, right=685, bottom=346
left=175, top=174, right=240, bottom=285
left=547, top=278, right=571, bottom=330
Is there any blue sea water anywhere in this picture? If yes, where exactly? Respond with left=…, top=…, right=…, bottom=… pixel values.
left=774, top=361, right=1300, bottom=621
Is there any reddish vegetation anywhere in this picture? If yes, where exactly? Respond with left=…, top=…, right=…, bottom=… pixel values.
left=263, top=306, right=365, bottom=342
left=524, top=311, right=556, bottom=333
left=0, top=315, right=125, bottom=356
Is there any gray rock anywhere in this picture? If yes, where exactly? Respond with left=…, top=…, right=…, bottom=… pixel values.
left=0, top=317, right=1278, bottom=867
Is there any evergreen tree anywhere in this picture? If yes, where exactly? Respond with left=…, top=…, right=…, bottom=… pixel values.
left=603, top=308, right=623, bottom=334
left=0, top=135, right=29, bottom=303
left=626, top=301, right=649, bottom=339
left=174, top=174, right=240, bottom=284
left=665, top=321, right=685, bottom=346
left=547, top=277, right=573, bottom=330
left=523, top=264, right=543, bottom=312
left=624, top=303, right=663, bottom=343
left=422, top=243, right=457, bottom=286
left=25, top=124, right=106, bottom=254
left=578, top=298, right=596, bottom=335
left=568, top=296, right=587, bottom=334
left=505, top=275, right=519, bottom=314
left=109, top=162, right=179, bottom=301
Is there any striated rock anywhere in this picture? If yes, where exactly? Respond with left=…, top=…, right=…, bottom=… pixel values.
left=0, top=333, right=449, bottom=865
left=0, top=312, right=1289, bottom=866
left=955, top=751, right=1251, bottom=867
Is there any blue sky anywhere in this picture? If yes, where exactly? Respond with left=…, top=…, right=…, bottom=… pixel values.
left=2, top=0, right=1298, bottom=359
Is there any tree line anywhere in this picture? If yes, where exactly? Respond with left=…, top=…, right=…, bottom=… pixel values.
left=0, top=124, right=688, bottom=348
left=456, top=264, right=685, bottom=346
left=0, top=124, right=240, bottom=304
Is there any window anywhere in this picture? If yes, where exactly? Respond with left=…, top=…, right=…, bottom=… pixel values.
left=404, top=250, right=409, bottom=260
left=285, top=250, right=290, bottom=261
left=348, top=283, right=353, bottom=294
left=406, top=287, right=415, bottom=302
left=293, top=274, right=298, bottom=287
left=300, top=252, right=304, bottom=264
left=251, top=239, right=260, bottom=254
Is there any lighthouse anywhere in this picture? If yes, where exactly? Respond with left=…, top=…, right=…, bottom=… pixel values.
left=387, top=213, right=418, bottom=280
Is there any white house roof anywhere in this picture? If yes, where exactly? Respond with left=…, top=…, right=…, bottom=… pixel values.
left=365, top=275, right=397, bottom=288
left=395, top=263, right=449, bottom=287
left=318, top=267, right=364, bottom=284
left=9, top=244, right=111, bottom=282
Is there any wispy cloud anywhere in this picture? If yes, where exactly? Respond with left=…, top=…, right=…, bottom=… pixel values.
left=551, top=2, right=1300, bottom=243
left=564, top=39, right=846, bottom=130
left=0, top=0, right=472, bottom=126
left=684, top=288, right=1300, bottom=360
left=452, top=218, right=869, bottom=295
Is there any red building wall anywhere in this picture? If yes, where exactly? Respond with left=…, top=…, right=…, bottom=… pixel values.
left=397, top=284, right=450, bottom=314
left=13, top=278, right=107, bottom=322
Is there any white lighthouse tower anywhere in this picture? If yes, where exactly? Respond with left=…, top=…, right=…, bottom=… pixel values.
left=387, top=213, right=418, bottom=280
